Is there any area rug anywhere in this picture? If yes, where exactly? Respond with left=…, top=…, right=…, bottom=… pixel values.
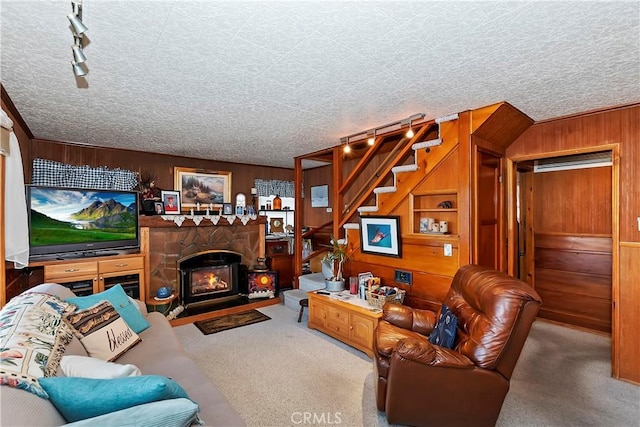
left=194, top=310, right=271, bottom=335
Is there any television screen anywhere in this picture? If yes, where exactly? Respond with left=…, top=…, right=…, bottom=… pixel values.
left=27, top=185, right=139, bottom=258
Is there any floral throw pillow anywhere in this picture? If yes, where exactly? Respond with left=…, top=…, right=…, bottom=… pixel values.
left=0, top=292, right=75, bottom=398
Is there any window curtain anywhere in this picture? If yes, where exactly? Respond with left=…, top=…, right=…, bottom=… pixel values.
left=253, top=179, right=294, bottom=198
left=2, top=108, right=29, bottom=268
left=31, top=158, right=138, bottom=191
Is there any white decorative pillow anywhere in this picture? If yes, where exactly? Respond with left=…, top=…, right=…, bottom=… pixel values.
left=61, top=355, right=141, bottom=378
left=64, top=301, right=141, bottom=362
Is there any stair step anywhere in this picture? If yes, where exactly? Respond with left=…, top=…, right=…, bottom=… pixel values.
left=373, top=186, right=396, bottom=194
left=283, top=289, right=308, bottom=312
left=358, top=206, right=379, bottom=213
left=392, top=164, right=418, bottom=173
left=298, top=272, right=326, bottom=292
left=412, top=139, right=442, bottom=150
left=343, top=223, right=360, bottom=229
left=435, top=113, right=459, bottom=124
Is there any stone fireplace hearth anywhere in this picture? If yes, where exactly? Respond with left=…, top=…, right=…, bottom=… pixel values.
left=140, top=216, right=265, bottom=302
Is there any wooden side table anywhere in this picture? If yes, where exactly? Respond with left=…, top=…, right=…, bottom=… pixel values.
left=146, top=294, right=178, bottom=315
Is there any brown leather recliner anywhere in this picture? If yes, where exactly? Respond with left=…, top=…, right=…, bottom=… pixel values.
left=373, top=264, right=542, bottom=427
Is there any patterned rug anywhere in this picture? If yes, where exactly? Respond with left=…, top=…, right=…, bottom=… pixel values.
left=194, top=310, right=271, bottom=335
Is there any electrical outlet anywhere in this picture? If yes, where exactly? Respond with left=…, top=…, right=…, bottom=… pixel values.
left=444, top=243, right=453, bottom=257
left=394, top=270, right=412, bottom=285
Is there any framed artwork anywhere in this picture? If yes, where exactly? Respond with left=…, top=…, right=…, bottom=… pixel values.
left=310, top=184, right=329, bottom=207
left=248, top=271, right=278, bottom=294
left=153, top=201, right=164, bottom=215
left=235, top=205, right=244, bottom=216
left=222, top=203, right=233, bottom=215
left=160, top=190, right=181, bottom=215
left=359, top=215, right=402, bottom=258
left=174, top=167, right=231, bottom=209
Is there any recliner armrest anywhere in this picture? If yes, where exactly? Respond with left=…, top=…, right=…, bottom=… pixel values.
left=395, top=338, right=474, bottom=369
left=383, top=304, right=437, bottom=335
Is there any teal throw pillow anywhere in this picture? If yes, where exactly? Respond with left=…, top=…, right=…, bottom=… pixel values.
left=428, top=304, right=458, bottom=349
left=66, top=284, right=150, bottom=333
left=39, top=375, right=191, bottom=423
left=61, top=398, right=201, bottom=427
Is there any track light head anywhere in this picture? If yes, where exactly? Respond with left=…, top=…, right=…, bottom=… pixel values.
left=68, top=13, right=88, bottom=35
left=72, top=61, right=87, bottom=77
left=72, top=44, right=86, bottom=63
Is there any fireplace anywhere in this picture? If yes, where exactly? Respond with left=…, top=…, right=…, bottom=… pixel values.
left=178, top=250, right=248, bottom=307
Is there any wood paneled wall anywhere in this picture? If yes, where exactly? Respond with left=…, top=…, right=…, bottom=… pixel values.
left=302, top=165, right=333, bottom=227
left=27, top=139, right=294, bottom=200
left=507, top=103, right=639, bottom=383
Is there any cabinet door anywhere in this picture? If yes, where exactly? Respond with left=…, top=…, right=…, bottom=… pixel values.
left=349, top=313, right=376, bottom=351
left=308, top=297, right=326, bottom=329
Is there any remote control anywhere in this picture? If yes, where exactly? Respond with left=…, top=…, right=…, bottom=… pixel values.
left=317, top=291, right=330, bottom=295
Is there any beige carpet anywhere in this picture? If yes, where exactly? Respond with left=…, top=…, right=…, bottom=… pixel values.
left=174, top=304, right=639, bottom=427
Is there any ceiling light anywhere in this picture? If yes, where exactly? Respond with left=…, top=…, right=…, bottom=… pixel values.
left=68, top=1, right=88, bottom=35
left=406, top=119, right=414, bottom=138
left=72, top=41, right=86, bottom=63
left=343, top=137, right=351, bottom=153
left=72, top=61, right=87, bottom=77
left=367, top=129, right=376, bottom=146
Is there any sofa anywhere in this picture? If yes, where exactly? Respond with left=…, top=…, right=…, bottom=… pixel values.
left=0, top=283, right=245, bottom=427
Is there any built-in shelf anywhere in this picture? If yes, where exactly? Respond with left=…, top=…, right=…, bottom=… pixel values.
left=410, top=191, right=458, bottom=235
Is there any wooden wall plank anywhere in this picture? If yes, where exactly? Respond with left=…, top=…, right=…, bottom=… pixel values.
left=535, top=248, right=612, bottom=276
left=618, top=245, right=640, bottom=383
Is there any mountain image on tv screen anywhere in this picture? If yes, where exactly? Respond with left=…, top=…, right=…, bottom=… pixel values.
left=29, top=188, right=137, bottom=247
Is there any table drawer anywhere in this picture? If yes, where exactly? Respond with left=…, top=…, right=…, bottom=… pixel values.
left=99, top=256, right=143, bottom=273
left=327, top=306, right=349, bottom=326
left=325, top=320, right=349, bottom=339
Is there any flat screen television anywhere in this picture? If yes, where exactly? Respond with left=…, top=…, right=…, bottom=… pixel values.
left=26, top=185, right=140, bottom=258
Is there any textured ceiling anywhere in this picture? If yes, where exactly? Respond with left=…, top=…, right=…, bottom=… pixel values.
left=1, top=1, right=639, bottom=169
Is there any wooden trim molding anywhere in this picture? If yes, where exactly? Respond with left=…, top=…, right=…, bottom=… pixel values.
left=0, top=84, right=33, bottom=139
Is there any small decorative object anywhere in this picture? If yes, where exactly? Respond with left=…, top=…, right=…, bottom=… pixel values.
left=272, top=194, right=282, bottom=210
left=161, top=190, right=181, bottom=215
left=156, top=287, right=172, bottom=299
left=431, top=222, right=441, bottom=232
left=248, top=271, right=278, bottom=298
left=437, top=200, right=453, bottom=209
left=266, top=201, right=272, bottom=210
left=235, top=205, right=244, bottom=215
left=153, top=201, right=164, bottom=215
left=440, top=221, right=449, bottom=233
left=360, top=216, right=402, bottom=258
left=270, top=217, right=284, bottom=233
left=252, top=257, right=269, bottom=272
left=222, top=203, right=233, bottom=215
left=322, top=236, right=349, bottom=292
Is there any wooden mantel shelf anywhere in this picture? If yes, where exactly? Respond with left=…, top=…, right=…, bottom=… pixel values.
left=140, top=215, right=267, bottom=228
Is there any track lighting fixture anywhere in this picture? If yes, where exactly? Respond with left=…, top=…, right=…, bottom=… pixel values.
left=68, top=1, right=88, bottom=77
left=340, top=113, right=424, bottom=150
left=72, top=39, right=86, bottom=63
left=367, top=129, right=376, bottom=146
left=406, top=119, right=414, bottom=138
left=71, top=61, right=87, bottom=77
left=68, top=1, right=88, bottom=35
left=343, top=136, right=351, bottom=153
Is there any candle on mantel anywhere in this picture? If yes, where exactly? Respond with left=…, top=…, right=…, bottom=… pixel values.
left=251, top=187, right=257, bottom=195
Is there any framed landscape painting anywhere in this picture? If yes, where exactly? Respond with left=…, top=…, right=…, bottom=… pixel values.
left=359, top=215, right=402, bottom=258
left=174, top=167, right=231, bottom=209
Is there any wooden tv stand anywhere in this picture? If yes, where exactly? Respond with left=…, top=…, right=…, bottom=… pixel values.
left=30, top=253, right=145, bottom=301
left=307, top=291, right=382, bottom=358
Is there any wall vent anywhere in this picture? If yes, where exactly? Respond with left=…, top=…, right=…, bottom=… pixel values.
left=533, top=151, right=612, bottom=173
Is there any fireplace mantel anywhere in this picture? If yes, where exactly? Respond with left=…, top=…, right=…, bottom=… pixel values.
left=140, top=215, right=266, bottom=300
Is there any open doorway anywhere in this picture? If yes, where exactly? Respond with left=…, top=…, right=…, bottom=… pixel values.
left=514, top=151, right=613, bottom=333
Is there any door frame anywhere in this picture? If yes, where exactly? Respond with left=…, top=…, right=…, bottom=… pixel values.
left=506, top=144, right=619, bottom=376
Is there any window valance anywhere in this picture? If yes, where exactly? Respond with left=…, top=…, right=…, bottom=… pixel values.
left=254, top=179, right=294, bottom=198
left=31, top=158, right=138, bottom=191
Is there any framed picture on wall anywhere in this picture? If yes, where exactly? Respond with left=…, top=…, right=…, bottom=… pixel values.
left=359, top=215, right=402, bottom=258
left=160, top=190, right=181, bottom=215
left=310, top=184, right=329, bottom=207
left=174, top=167, right=231, bottom=209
